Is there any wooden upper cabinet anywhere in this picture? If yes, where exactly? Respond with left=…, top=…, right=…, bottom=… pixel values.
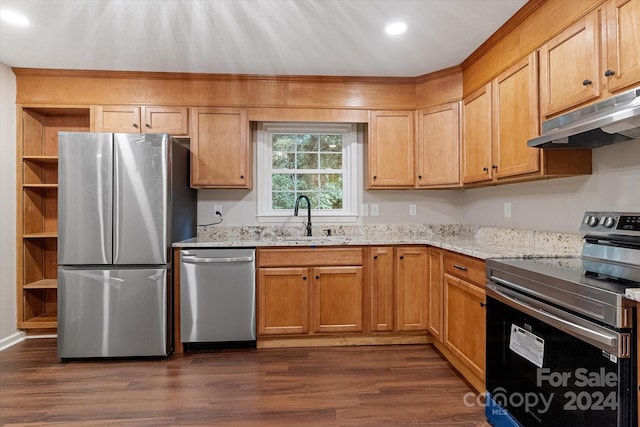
left=605, top=0, right=640, bottom=92
left=462, top=82, right=493, bottom=184
left=416, top=102, right=461, bottom=188
left=190, top=107, right=251, bottom=189
left=94, top=105, right=188, bottom=135
left=368, top=110, right=415, bottom=188
left=540, top=0, right=640, bottom=118
left=492, top=53, right=541, bottom=179
left=539, top=10, right=601, bottom=117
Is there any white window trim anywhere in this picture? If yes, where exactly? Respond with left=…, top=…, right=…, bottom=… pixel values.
left=256, top=122, right=358, bottom=223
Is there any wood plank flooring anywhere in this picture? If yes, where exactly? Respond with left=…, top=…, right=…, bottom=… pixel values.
left=0, top=339, right=489, bottom=426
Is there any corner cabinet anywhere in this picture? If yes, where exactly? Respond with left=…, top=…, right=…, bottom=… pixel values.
left=93, top=105, right=188, bottom=135
left=189, top=107, right=252, bottom=189
left=17, top=107, right=90, bottom=330
left=416, top=102, right=461, bottom=188
left=367, top=110, right=415, bottom=188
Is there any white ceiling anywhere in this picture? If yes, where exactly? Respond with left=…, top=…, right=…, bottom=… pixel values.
left=0, top=0, right=527, bottom=77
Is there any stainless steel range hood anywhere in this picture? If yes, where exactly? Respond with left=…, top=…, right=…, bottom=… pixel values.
left=528, top=86, right=640, bottom=149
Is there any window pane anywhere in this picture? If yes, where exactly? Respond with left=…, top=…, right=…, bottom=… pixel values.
left=272, top=173, right=295, bottom=190
left=272, top=134, right=296, bottom=151
left=297, top=134, right=318, bottom=151
left=318, top=192, right=343, bottom=209
left=320, top=174, right=343, bottom=191
left=295, top=174, right=318, bottom=190
left=319, top=153, right=342, bottom=169
left=272, top=191, right=295, bottom=210
left=296, top=153, right=318, bottom=169
left=319, top=135, right=342, bottom=152
left=272, top=152, right=295, bottom=169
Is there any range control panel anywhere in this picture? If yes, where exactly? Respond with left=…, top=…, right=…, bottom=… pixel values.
left=580, top=211, right=640, bottom=237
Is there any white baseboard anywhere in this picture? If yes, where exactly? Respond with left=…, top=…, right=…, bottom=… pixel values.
left=0, top=331, right=26, bottom=351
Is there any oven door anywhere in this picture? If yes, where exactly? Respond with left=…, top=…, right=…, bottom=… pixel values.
left=486, top=282, right=636, bottom=427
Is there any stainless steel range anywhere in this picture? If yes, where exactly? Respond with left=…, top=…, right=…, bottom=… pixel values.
left=485, top=212, right=639, bottom=427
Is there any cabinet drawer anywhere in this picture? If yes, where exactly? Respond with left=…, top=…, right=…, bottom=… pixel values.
left=444, top=251, right=485, bottom=287
left=258, top=248, right=363, bottom=268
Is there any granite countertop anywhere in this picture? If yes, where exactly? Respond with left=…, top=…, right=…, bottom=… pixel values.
left=173, top=224, right=583, bottom=260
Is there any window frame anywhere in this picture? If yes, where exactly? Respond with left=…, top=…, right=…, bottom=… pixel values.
left=256, top=122, right=358, bottom=223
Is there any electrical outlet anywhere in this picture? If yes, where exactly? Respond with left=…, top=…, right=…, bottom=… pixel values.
left=504, top=202, right=512, bottom=218
left=370, top=203, right=379, bottom=217
left=360, top=204, right=369, bottom=217
left=409, top=204, right=416, bottom=216
left=214, top=204, right=222, bottom=216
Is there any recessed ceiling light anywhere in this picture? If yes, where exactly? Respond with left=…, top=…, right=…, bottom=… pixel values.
left=385, top=22, right=407, bottom=36
left=0, top=9, right=30, bottom=27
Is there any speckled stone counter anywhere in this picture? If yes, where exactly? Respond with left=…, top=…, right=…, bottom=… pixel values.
left=173, top=224, right=583, bottom=260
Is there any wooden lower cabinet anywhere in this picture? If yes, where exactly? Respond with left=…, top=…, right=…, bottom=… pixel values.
left=443, top=274, right=486, bottom=380
left=368, top=246, right=429, bottom=332
left=257, top=248, right=364, bottom=337
left=427, top=247, right=444, bottom=341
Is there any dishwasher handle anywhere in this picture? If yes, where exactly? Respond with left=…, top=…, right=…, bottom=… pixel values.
left=182, top=256, right=254, bottom=264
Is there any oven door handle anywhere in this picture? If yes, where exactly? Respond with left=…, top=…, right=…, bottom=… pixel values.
left=487, top=282, right=629, bottom=357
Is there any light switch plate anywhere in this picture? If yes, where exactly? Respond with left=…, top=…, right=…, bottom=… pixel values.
left=370, top=203, right=379, bottom=216
left=360, top=204, right=369, bottom=216
left=409, top=204, right=416, bottom=216
left=504, top=202, right=512, bottom=218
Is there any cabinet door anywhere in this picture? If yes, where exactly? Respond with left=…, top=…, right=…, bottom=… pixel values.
left=257, top=267, right=309, bottom=335
left=443, top=274, right=486, bottom=380
left=142, top=107, right=188, bottom=135
left=396, top=247, right=428, bottom=331
left=416, top=102, right=460, bottom=188
left=312, top=266, right=363, bottom=333
left=462, top=82, right=493, bottom=184
left=427, top=248, right=444, bottom=342
left=368, top=110, right=414, bottom=188
left=605, top=0, right=640, bottom=92
left=369, top=247, right=395, bottom=332
left=95, top=106, right=141, bottom=132
left=539, top=10, right=601, bottom=117
left=190, top=107, right=251, bottom=188
left=492, top=53, right=541, bottom=179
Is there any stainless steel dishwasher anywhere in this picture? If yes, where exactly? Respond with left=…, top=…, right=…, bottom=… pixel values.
left=180, top=248, right=256, bottom=345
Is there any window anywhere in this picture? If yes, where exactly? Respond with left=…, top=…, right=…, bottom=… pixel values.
left=257, top=122, right=357, bottom=222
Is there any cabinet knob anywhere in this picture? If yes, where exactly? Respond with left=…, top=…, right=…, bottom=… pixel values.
left=418, top=175, right=423, bottom=180
left=483, top=167, right=489, bottom=172
left=399, top=255, right=404, bottom=260
left=373, top=255, right=378, bottom=260
left=582, top=79, right=592, bottom=86
left=373, top=175, right=377, bottom=180
left=132, top=123, right=139, bottom=129
left=240, top=175, right=244, bottom=179
left=492, top=165, right=498, bottom=170
left=315, top=275, right=320, bottom=280
left=480, top=302, right=486, bottom=308
left=604, top=69, right=616, bottom=77
left=302, top=276, right=307, bottom=281
left=145, top=123, right=151, bottom=128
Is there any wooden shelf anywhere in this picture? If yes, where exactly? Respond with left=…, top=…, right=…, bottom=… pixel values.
left=23, top=156, right=58, bottom=163
left=19, top=312, right=58, bottom=329
left=23, top=232, right=57, bottom=239
left=23, top=184, right=58, bottom=189
left=23, top=279, right=57, bottom=290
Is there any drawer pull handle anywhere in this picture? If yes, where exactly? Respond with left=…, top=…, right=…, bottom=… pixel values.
left=582, top=79, right=592, bottom=86
left=454, top=264, right=467, bottom=271
left=604, top=69, right=615, bottom=77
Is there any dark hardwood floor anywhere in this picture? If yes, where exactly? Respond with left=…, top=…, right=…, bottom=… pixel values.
left=0, top=339, right=489, bottom=426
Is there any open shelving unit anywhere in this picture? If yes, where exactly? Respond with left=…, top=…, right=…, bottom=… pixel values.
left=17, top=107, right=90, bottom=330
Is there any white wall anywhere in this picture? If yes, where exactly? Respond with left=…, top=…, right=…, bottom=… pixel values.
left=460, top=139, right=640, bottom=234
left=0, top=63, right=19, bottom=346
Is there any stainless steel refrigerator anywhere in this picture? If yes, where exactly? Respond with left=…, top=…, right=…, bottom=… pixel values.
left=57, top=132, right=196, bottom=358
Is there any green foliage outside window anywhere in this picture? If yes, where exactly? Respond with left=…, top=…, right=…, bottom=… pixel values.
left=271, top=133, right=344, bottom=210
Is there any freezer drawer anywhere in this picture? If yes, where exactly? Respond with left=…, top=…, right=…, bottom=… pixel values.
left=58, top=267, right=168, bottom=358
left=180, top=248, right=256, bottom=343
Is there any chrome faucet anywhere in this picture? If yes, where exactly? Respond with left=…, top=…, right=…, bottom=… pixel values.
left=294, top=195, right=312, bottom=236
